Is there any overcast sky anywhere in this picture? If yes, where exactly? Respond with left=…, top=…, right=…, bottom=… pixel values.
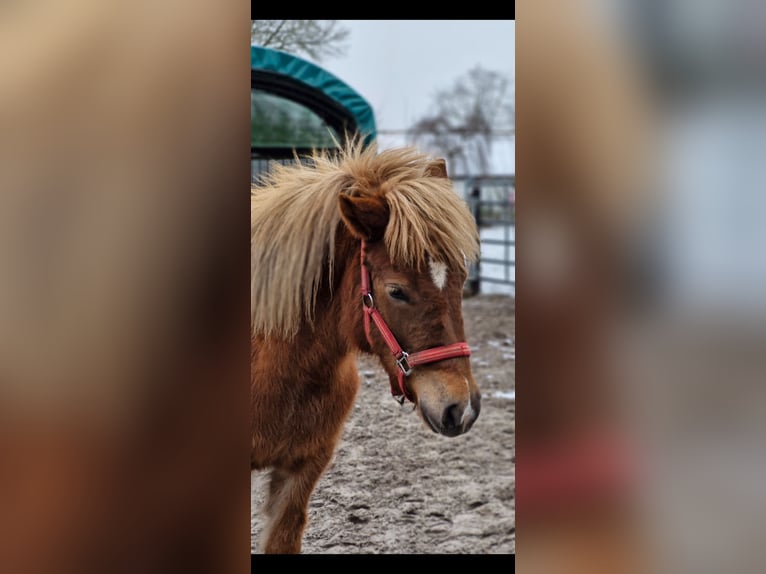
left=321, top=20, right=515, bottom=130
left=317, top=20, right=515, bottom=172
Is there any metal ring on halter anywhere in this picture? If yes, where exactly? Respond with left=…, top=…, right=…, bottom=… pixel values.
left=362, top=293, right=374, bottom=309
left=395, top=352, right=413, bottom=376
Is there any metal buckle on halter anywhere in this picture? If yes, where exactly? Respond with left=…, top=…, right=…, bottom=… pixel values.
left=395, top=352, right=413, bottom=376
left=362, top=293, right=374, bottom=309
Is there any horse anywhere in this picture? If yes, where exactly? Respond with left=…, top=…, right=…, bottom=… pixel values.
left=251, top=141, right=482, bottom=554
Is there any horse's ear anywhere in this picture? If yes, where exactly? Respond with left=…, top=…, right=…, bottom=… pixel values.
left=338, top=194, right=389, bottom=242
left=425, top=158, right=448, bottom=178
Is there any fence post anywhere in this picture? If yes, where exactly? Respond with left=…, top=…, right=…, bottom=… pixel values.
left=467, top=184, right=481, bottom=296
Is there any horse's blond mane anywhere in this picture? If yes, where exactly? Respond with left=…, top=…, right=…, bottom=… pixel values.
left=251, top=141, right=479, bottom=339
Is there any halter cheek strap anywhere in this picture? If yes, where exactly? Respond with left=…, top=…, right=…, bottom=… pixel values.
left=360, top=240, right=472, bottom=404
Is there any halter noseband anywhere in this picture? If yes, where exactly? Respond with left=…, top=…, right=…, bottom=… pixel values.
left=359, top=239, right=472, bottom=404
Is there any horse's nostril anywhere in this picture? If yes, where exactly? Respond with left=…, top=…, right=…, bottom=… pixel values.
left=441, top=403, right=462, bottom=431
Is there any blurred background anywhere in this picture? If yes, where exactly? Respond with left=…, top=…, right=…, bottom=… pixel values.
left=0, top=2, right=250, bottom=572
left=518, top=1, right=766, bottom=573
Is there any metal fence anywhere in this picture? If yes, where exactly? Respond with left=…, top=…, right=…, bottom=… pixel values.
left=453, top=176, right=515, bottom=296
left=251, top=157, right=301, bottom=185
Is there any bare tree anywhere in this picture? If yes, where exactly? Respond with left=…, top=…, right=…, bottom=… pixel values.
left=251, top=20, right=349, bottom=62
left=409, top=67, right=515, bottom=176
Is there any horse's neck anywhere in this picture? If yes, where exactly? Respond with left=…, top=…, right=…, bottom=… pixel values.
left=284, top=233, right=368, bottom=367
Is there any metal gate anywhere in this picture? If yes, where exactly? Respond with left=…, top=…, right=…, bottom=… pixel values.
left=462, top=176, right=515, bottom=296
left=251, top=157, right=301, bottom=184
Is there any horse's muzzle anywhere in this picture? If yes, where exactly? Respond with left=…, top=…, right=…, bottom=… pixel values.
left=420, top=393, right=481, bottom=437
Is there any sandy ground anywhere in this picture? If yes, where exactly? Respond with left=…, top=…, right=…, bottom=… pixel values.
left=251, top=294, right=515, bottom=554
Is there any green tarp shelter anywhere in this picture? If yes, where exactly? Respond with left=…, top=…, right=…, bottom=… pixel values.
left=251, top=45, right=377, bottom=160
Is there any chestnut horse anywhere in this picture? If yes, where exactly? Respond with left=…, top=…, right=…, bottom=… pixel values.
left=251, top=143, right=481, bottom=553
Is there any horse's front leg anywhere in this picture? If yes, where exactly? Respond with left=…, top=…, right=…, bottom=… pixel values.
left=260, top=448, right=334, bottom=554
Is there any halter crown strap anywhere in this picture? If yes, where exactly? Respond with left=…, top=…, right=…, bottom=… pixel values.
left=359, top=239, right=471, bottom=403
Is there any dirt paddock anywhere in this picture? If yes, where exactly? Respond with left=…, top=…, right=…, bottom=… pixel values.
left=251, top=294, right=515, bottom=554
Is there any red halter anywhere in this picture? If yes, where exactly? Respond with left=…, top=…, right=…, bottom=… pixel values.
left=360, top=240, right=472, bottom=404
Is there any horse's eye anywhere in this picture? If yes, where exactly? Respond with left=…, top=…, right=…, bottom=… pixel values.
left=387, top=286, right=410, bottom=303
